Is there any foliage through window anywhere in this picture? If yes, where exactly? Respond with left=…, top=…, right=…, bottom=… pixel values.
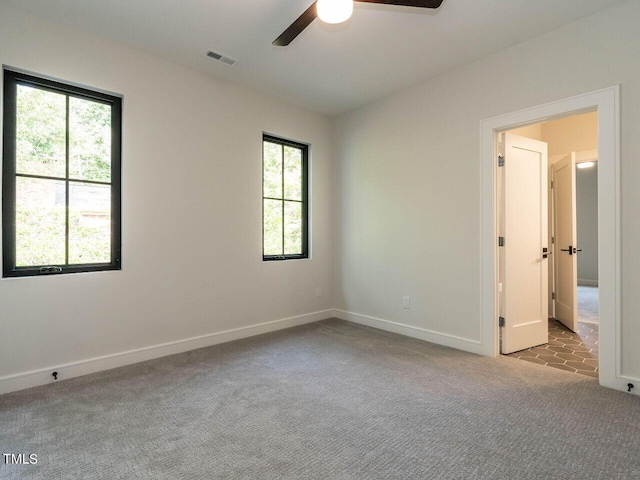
left=2, top=69, right=122, bottom=277
left=263, top=135, right=308, bottom=260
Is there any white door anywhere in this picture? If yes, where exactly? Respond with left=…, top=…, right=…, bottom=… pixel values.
left=501, top=133, right=549, bottom=354
left=552, top=153, right=578, bottom=332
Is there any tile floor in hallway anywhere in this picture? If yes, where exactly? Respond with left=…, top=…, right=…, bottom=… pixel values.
left=505, top=319, right=599, bottom=378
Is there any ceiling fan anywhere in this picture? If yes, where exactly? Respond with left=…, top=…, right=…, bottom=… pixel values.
left=273, top=0, right=444, bottom=46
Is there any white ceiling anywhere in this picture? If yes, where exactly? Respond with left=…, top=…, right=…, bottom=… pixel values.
left=1, top=0, right=625, bottom=116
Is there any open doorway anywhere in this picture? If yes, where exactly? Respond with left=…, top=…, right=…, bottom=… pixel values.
left=576, top=157, right=599, bottom=326
left=498, top=112, right=600, bottom=378
left=481, top=86, right=622, bottom=393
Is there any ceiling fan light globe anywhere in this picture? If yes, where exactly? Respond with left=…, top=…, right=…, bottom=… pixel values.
left=317, top=0, right=354, bottom=24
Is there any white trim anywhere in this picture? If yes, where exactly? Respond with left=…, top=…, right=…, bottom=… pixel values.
left=481, top=86, right=625, bottom=393
left=578, top=279, right=599, bottom=287
left=0, top=309, right=334, bottom=395
left=334, top=309, right=486, bottom=355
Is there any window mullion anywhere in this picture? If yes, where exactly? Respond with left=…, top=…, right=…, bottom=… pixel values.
left=65, top=95, right=70, bottom=266
left=281, top=144, right=285, bottom=256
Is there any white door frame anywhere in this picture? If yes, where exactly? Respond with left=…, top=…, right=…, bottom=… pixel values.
left=480, top=86, right=624, bottom=392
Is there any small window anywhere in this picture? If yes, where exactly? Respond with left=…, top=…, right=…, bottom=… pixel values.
left=2, top=69, right=122, bottom=277
left=262, top=134, right=308, bottom=260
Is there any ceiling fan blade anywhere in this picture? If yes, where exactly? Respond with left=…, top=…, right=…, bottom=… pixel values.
left=355, top=0, right=443, bottom=8
left=273, top=2, right=318, bottom=46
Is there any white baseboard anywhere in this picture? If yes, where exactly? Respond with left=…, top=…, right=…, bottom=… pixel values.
left=600, top=374, right=640, bottom=397
left=0, top=309, right=334, bottom=396
left=334, top=309, right=488, bottom=356
left=578, top=279, right=599, bottom=287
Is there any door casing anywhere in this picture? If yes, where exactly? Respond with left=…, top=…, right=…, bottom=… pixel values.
left=480, top=86, right=629, bottom=393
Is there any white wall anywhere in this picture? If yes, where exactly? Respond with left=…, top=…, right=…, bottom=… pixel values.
left=334, top=0, right=640, bottom=379
left=542, top=112, right=599, bottom=157
left=0, top=4, right=334, bottom=392
left=509, top=123, right=542, bottom=141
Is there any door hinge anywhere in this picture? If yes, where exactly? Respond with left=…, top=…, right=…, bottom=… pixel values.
left=499, top=317, right=505, bottom=327
left=498, top=156, right=505, bottom=167
left=551, top=236, right=555, bottom=244
left=552, top=292, right=556, bottom=300
left=498, top=236, right=504, bottom=247
left=551, top=181, right=554, bottom=188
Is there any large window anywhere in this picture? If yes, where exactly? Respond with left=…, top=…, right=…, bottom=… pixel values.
left=262, top=134, right=308, bottom=260
left=2, top=69, right=122, bottom=277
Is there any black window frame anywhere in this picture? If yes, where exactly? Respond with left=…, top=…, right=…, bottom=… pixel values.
left=2, top=69, right=122, bottom=278
left=262, top=134, right=309, bottom=261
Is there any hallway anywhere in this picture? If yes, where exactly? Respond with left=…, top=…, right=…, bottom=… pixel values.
left=505, top=320, right=599, bottom=378
left=578, top=285, right=598, bottom=324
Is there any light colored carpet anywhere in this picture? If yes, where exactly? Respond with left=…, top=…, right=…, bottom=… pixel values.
left=1, top=319, right=638, bottom=479
left=578, top=285, right=599, bottom=324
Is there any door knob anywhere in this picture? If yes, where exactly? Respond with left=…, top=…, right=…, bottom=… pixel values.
left=542, top=247, right=552, bottom=259
left=561, top=245, right=573, bottom=255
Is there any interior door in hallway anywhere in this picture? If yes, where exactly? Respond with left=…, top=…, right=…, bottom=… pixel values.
left=552, top=153, right=578, bottom=332
left=501, top=133, right=549, bottom=354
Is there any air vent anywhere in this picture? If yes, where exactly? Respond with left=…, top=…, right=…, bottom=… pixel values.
left=206, top=50, right=238, bottom=66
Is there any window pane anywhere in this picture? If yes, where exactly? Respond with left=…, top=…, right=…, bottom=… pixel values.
left=284, top=146, right=302, bottom=201
left=15, top=177, right=66, bottom=266
left=264, top=199, right=283, bottom=256
left=69, top=183, right=111, bottom=264
left=16, top=85, right=66, bottom=178
left=69, top=97, right=112, bottom=182
left=263, top=141, right=282, bottom=199
left=284, top=201, right=303, bottom=255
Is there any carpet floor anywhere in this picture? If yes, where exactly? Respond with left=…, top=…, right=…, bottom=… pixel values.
left=578, top=285, right=599, bottom=324
left=1, top=319, right=639, bottom=480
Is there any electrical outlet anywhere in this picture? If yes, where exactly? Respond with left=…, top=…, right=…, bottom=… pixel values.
left=402, top=296, right=411, bottom=309
left=316, top=287, right=322, bottom=298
